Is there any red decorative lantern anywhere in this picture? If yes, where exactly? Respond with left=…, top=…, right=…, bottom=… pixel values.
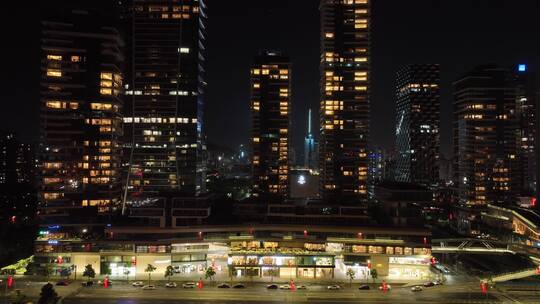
left=131, top=256, right=137, bottom=266
left=381, top=280, right=388, bottom=293
left=197, top=279, right=203, bottom=289
left=290, top=279, right=296, bottom=291
left=480, top=282, right=487, bottom=295
left=104, top=277, right=109, bottom=289
left=367, top=260, right=372, bottom=269
left=10, top=216, right=16, bottom=224
left=357, top=232, right=363, bottom=239
left=303, top=230, right=308, bottom=237
left=7, top=276, right=13, bottom=288
left=531, top=197, right=537, bottom=208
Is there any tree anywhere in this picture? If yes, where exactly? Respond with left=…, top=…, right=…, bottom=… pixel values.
left=370, top=269, right=378, bottom=283
left=346, top=268, right=356, bottom=287
left=145, top=264, right=157, bottom=285
left=267, top=268, right=279, bottom=283
left=124, top=268, right=131, bottom=282
left=101, top=263, right=112, bottom=276
left=228, top=266, right=236, bottom=285
left=42, top=264, right=54, bottom=279
left=37, top=283, right=59, bottom=304
left=59, top=268, right=71, bottom=280
left=82, top=264, right=95, bottom=283
left=205, top=266, right=216, bottom=284
left=164, top=265, right=175, bottom=282
left=11, top=289, right=29, bottom=304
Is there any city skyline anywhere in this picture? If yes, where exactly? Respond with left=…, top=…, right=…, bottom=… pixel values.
left=1, top=0, right=539, bottom=159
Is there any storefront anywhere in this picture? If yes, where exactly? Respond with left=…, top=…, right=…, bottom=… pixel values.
left=388, top=256, right=431, bottom=280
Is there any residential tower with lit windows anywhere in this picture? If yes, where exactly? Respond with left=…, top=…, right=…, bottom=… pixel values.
left=453, top=65, right=521, bottom=205
left=250, top=51, right=291, bottom=198
left=123, top=0, right=207, bottom=200
left=319, top=0, right=371, bottom=202
left=395, top=64, right=440, bottom=185
left=39, top=9, right=124, bottom=223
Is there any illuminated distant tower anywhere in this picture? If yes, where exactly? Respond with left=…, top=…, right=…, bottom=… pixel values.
left=304, top=109, right=317, bottom=170
left=250, top=51, right=291, bottom=198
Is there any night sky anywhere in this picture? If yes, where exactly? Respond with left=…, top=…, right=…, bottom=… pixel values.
left=1, top=0, right=539, bottom=159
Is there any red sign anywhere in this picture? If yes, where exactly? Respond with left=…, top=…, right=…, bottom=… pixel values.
left=480, top=282, right=487, bottom=295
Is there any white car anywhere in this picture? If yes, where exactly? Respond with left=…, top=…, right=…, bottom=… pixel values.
left=411, top=286, right=423, bottom=292
left=165, top=282, right=177, bottom=288
left=142, top=285, right=156, bottom=290
left=182, top=282, right=196, bottom=288
left=297, top=285, right=307, bottom=290
left=279, top=285, right=291, bottom=290
left=327, top=285, right=341, bottom=290
left=132, top=281, right=144, bottom=287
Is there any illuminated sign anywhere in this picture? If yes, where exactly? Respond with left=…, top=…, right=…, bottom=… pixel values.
left=518, top=64, right=527, bottom=72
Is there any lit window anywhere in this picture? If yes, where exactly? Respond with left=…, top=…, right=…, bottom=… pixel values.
left=47, top=55, right=62, bottom=61
left=47, top=69, right=62, bottom=77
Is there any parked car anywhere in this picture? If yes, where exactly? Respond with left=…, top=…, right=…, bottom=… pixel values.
left=279, top=285, right=291, bottom=290
left=217, top=283, right=231, bottom=288
left=233, top=283, right=246, bottom=289
left=182, top=282, right=196, bottom=288
left=423, top=282, right=435, bottom=287
left=56, top=281, right=69, bottom=286
left=434, top=280, right=444, bottom=285
left=327, top=285, right=341, bottom=290
left=297, top=285, right=307, bottom=290
left=358, top=285, right=370, bottom=290
left=165, top=282, right=177, bottom=288
left=142, top=285, right=156, bottom=290
left=411, top=286, right=423, bottom=292
left=266, top=284, right=278, bottom=290
left=132, top=281, right=144, bottom=287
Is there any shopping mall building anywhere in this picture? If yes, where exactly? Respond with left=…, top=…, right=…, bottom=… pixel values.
left=35, top=225, right=434, bottom=282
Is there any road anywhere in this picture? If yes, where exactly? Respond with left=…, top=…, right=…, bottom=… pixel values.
left=60, top=282, right=517, bottom=304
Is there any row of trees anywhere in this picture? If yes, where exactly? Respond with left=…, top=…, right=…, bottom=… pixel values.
left=346, top=268, right=378, bottom=287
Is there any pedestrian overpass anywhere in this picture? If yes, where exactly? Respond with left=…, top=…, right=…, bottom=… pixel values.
left=431, top=238, right=515, bottom=254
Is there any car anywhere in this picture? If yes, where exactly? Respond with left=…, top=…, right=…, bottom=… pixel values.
left=132, top=281, right=144, bottom=287
left=279, top=285, right=291, bottom=290
left=98, top=280, right=112, bottom=286
left=142, top=285, right=156, bottom=290
left=233, top=283, right=246, bottom=289
left=423, top=282, right=435, bottom=287
left=218, top=283, right=231, bottom=288
left=165, top=282, right=177, bottom=288
left=296, top=285, right=307, bottom=290
left=378, top=284, right=392, bottom=291
left=358, top=285, right=370, bottom=290
left=56, top=281, right=69, bottom=286
left=266, top=284, right=278, bottom=290
left=411, top=286, right=423, bottom=292
left=81, top=281, right=93, bottom=287
left=434, top=280, right=443, bottom=286
left=327, top=285, right=341, bottom=290
left=182, top=282, right=196, bottom=288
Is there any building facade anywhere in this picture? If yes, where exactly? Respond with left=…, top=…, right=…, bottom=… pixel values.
left=453, top=66, right=520, bottom=205
left=250, top=51, right=291, bottom=198
left=39, top=9, right=124, bottom=224
left=35, top=224, right=433, bottom=282
left=395, top=64, right=440, bottom=185
left=123, top=0, right=207, bottom=200
left=0, top=132, right=35, bottom=186
left=515, top=64, right=537, bottom=198
left=319, top=0, right=371, bottom=202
